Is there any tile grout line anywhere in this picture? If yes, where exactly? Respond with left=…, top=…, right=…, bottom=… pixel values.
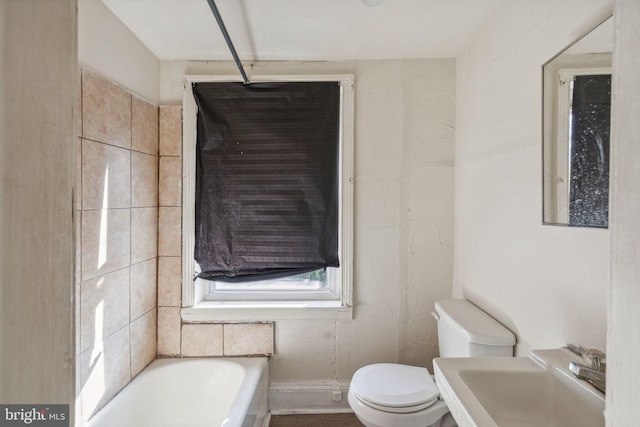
left=129, top=91, right=134, bottom=379
left=156, top=105, right=161, bottom=359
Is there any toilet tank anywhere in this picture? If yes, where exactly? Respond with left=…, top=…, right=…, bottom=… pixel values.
left=435, top=299, right=515, bottom=358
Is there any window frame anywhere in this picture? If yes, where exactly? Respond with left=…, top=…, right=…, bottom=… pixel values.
left=180, top=74, right=354, bottom=321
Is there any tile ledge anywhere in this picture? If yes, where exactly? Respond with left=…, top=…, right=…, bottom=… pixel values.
left=182, top=301, right=352, bottom=322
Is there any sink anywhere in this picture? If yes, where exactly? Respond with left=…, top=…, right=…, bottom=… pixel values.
left=433, top=348, right=605, bottom=427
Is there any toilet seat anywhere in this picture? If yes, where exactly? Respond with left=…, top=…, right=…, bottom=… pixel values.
left=350, top=364, right=440, bottom=414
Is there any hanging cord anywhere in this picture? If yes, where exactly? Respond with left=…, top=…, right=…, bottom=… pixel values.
left=205, top=0, right=251, bottom=85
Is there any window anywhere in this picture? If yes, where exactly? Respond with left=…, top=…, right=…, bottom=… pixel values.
left=181, top=75, right=354, bottom=321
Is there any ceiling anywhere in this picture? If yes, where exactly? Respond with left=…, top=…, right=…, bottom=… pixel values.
left=102, top=0, right=503, bottom=61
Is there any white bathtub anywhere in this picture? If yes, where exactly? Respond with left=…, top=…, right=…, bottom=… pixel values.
left=86, top=358, right=269, bottom=427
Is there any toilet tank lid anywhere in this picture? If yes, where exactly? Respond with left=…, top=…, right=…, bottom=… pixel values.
left=435, top=299, right=516, bottom=346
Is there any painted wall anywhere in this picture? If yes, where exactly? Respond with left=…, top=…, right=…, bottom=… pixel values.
left=0, top=0, right=76, bottom=409
left=159, top=59, right=455, bottom=405
left=78, top=0, right=160, bottom=104
left=607, top=0, right=640, bottom=424
left=453, top=0, right=613, bottom=356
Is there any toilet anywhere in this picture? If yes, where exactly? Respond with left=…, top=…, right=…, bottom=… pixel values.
left=348, top=299, right=516, bottom=427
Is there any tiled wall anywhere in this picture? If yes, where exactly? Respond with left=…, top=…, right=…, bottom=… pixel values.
left=156, top=106, right=274, bottom=358
left=76, top=70, right=158, bottom=422
left=157, top=105, right=183, bottom=355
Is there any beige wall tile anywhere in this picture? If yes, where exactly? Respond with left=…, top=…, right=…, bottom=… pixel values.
left=224, top=323, right=274, bottom=356
left=159, top=156, right=182, bottom=207
left=130, top=309, right=157, bottom=377
left=80, top=326, right=131, bottom=421
left=76, top=210, right=82, bottom=282
left=82, top=139, right=131, bottom=210
left=131, top=207, right=158, bottom=264
left=131, top=151, right=158, bottom=208
left=159, top=106, right=182, bottom=156
left=80, top=267, right=130, bottom=353
left=130, top=258, right=157, bottom=320
left=132, top=96, right=158, bottom=155
left=81, top=209, right=130, bottom=281
left=75, top=281, right=81, bottom=358
left=181, top=324, right=223, bottom=357
left=76, top=138, right=82, bottom=211
left=76, top=66, right=82, bottom=139
left=82, top=70, right=131, bottom=149
left=157, top=307, right=181, bottom=356
left=158, top=207, right=181, bottom=256
left=158, top=256, right=181, bottom=307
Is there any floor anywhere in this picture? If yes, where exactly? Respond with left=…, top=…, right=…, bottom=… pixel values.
left=269, top=413, right=364, bottom=427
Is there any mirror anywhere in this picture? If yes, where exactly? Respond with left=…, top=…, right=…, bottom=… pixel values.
left=543, top=16, right=613, bottom=228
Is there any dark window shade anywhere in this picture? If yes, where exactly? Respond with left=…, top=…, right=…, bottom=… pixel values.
left=192, top=82, right=341, bottom=282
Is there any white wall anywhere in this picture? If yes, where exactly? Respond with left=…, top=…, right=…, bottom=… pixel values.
left=160, top=60, right=455, bottom=404
left=607, top=0, right=640, bottom=424
left=78, top=0, right=160, bottom=103
left=454, top=0, right=613, bottom=356
left=0, top=0, right=76, bottom=410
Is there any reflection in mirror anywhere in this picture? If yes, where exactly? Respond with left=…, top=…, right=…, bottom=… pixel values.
left=543, top=16, right=613, bottom=228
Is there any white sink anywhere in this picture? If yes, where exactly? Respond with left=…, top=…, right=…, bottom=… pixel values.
left=433, top=348, right=605, bottom=427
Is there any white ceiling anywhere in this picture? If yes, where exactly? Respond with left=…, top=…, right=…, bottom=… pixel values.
left=102, top=0, right=503, bottom=61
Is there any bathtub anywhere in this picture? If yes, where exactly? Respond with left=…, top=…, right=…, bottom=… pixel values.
left=86, top=357, right=269, bottom=427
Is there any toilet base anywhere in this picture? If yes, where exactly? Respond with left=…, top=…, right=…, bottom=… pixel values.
left=438, top=413, right=457, bottom=427
left=353, top=413, right=455, bottom=427
left=348, top=389, right=454, bottom=427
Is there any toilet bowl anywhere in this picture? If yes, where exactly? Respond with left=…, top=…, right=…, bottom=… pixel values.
left=348, top=299, right=516, bottom=427
left=347, top=363, right=455, bottom=427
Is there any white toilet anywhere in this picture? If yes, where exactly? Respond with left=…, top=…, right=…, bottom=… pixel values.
left=348, top=299, right=516, bottom=427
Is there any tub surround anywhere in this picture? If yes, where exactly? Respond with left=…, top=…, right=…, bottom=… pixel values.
left=156, top=107, right=182, bottom=357
left=156, top=105, right=275, bottom=358
left=76, top=72, right=274, bottom=424
left=76, top=69, right=158, bottom=422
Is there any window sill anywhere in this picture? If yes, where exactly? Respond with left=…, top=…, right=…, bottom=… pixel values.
left=181, top=300, right=353, bottom=322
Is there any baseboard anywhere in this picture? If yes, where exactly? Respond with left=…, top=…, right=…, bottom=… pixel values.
left=269, top=381, right=353, bottom=415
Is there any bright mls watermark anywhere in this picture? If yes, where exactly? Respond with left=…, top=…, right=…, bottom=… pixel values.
left=0, top=405, right=68, bottom=426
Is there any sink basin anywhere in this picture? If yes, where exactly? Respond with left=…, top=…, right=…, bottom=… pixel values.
left=433, top=348, right=605, bottom=427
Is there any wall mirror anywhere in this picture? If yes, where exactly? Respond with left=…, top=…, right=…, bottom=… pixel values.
left=542, top=16, right=613, bottom=228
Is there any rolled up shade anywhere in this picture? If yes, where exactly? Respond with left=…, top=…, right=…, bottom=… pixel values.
left=192, top=81, right=340, bottom=282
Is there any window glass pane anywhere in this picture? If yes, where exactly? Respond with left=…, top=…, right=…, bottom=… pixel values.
left=214, top=269, right=329, bottom=292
